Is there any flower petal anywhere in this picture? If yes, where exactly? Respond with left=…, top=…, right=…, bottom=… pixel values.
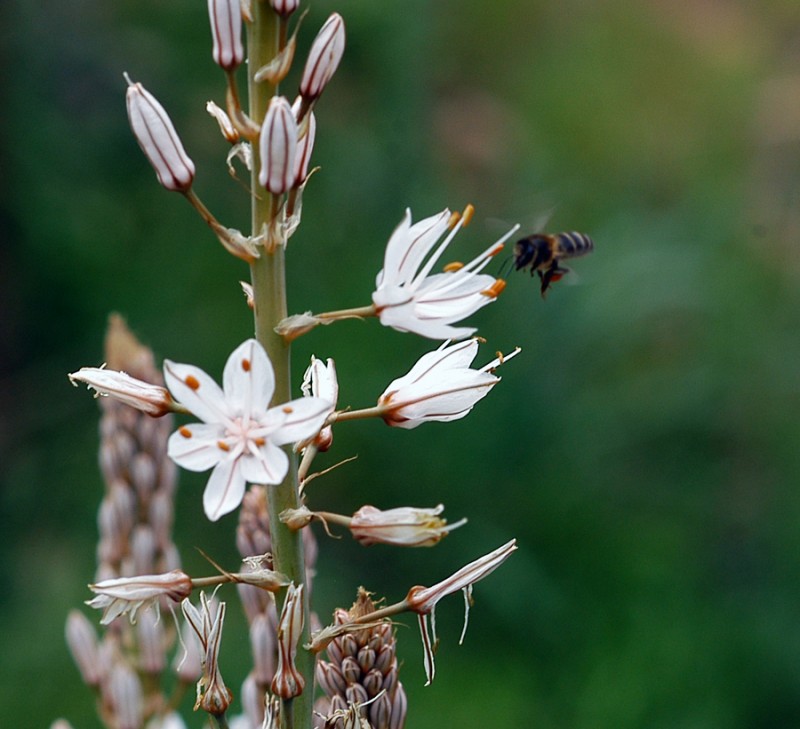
left=164, top=360, right=231, bottom=424
left=222, top=339, right=275, bottom=417
left=168, top=423, right=228, bottom=471
left=267, top=396, right=333, bottom=446
left=240, top=440, right=289, bottom=484
left=203, top=458, right=248, bottom=521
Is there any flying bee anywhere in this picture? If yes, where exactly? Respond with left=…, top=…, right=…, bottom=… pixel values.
left=511, top=231, right=594, bottom=297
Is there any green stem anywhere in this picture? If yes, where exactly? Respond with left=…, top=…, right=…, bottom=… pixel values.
left=247, top=7, right=313, bottom=729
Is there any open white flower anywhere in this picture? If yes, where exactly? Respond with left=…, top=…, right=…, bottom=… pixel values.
left=165, top=339, right=333, bottom=521
left=372, top=208, right=519, bottom=340
left=378, top=339, right=520, bottom=429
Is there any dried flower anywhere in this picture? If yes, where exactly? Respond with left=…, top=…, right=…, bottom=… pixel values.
left=349, top=504, right=466, bottom=547
left=86, top=570, right=193, bottom=625
left=299, top=13, right=345, bottom=101
left=301, top=356, right=337, bottom=450
left=69, top=367, right=173, bottom=416
left=206, top=100, right=239, bottom=143
left=125, top=75, right=195, bottom=192
left=164, top=339, right=333, bottom=521
left=258, top=96, right=298, bottom=195
left=271, top=583, right=306, bottom=698
left=405, top=539, right=517, bottom=684
left=372, top=207, right=519, bottom=340
left=378, top=339, right=520, bottom=429
left=182, top=593, right=233, bottom=716
left=208, top=0, right=244, bottom=71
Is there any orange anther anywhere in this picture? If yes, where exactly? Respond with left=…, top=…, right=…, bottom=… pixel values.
left=282, top=406, right=294, bottom=414
left=179, top=426, right=193, bottom=438
left=461, top=204, right=475, bottom=227
left=184, top=375, right=201, bottom=390
left=443, top=261, right=464, bottom=272
left=241, top=358, right=251, bottom=372
left=481, top=278, right=507, bottom=298
left=253, top=437, right=266, bottom=446
left=217, top=440, right=230, bottom=451
left=447, top=211, right=461, bottom=229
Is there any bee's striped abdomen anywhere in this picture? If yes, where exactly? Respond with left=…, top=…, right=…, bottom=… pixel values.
left=554, top=232, right=594, bottom=259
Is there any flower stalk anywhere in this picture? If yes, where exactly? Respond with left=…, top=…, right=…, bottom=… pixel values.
left=247, top=6, right=314, bottom=727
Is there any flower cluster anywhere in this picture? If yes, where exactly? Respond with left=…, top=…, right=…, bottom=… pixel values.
left=65, top=4, right=530, bottom=729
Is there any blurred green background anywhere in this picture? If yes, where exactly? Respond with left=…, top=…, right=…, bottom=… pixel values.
left=3, top=0, right=800, bottom=726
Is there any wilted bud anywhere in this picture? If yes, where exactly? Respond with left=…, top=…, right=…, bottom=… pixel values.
left=86, top=569, right=193, bottom=625
left=258, top=96, right=298, bottom=194
left=299, top=13, right=345, bottom=101
left=208, top=0, right=244, bottom=71
left=349, top=504, right=466, bottom=547
left=269, top=0, right=299, bottom=17
left=271, top=583, right=305, bottom=698
left=206, top=100, right=239, bottom=143
left=125, top=76, right=195, bottom=192
left=69, top=367, right=174, bottom=417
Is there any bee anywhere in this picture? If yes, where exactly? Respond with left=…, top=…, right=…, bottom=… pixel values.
left=512, top=231, right=594, bottom=297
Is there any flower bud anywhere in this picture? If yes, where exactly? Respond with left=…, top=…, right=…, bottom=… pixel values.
left=208, top=0, right=244, bottom=71
left=349, top=504, right=466, bottom=547
left=125, top=76, right=195, bottom=192
left=69, top=367, right=174, bottom=417
left=292, top=106, right=317, bottom=187
left=258, top=96, right=298, bottom=194
left=299, top=13, right=345, bottom=101
left=269, top=0, right=299, bottom=17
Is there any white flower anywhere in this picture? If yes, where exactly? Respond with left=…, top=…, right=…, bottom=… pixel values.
left=301, top=356, right=337, bottom=450
left=68, top=367, right=173, bottom=416
left=349, top=504, right=466, bottom=547
left=165, top=339, right=333, bottom=521
left=372, top=208, right=518, bottom=340
left=377, top=339, right=520, bottom=429
left=86, top=570, right=193, bottom=625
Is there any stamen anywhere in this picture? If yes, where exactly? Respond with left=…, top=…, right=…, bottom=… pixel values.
left=480, top=279, right=506, bottom=298
left=241, top=358, right=251, bottom=372
left=184, top=375, right=201, bottom=390
left=179, top=426, right=193, bottom=438
left=253, top=437, right=266, bottom=446
left=282, top=405, right=294, bottom=414
left=461, top=203, right=475, bottom=227
left=487, top=243, right=505, bottom=257
left=447, top=210, right=461, bottom=229
left=217, top=440, right=230, bottom=451
left=443, top=261, right=464, bottom=272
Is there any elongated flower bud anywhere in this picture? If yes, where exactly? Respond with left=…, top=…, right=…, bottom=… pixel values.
left=208, top=0, right=244, bottom=71
left=269, top=0, right=299, bottom=17
left=125, top=76, right=195, bottom=192
left=299, top=13, right=345, bottom=101
left=293, top=111, right=316, bottom=187
left=258, top=96, right=298, bottom=194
